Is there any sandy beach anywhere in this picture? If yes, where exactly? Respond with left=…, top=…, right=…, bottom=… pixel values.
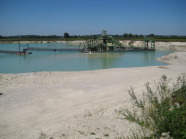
left=0, top=51, right=186, bottom=138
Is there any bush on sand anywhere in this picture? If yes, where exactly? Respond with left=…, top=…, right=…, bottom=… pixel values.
left=116, top=74, right=186, bottom=138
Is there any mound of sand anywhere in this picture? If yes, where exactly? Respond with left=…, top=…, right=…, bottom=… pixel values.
left=157, top=52, right=186, bottom=64
left=120, top=40, right=186, bottom=51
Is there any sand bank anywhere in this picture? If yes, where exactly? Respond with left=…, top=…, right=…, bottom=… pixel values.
left=0, top=52, right=186, bottom=139
left=0, top=40, right=86, bottom=45
left=120, top=40, right=186, bottom=51
left=1, top=40, right=186, bottom=51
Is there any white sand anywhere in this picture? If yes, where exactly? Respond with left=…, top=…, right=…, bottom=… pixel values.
left=0, top=52, right=186, bottom=139
left=120, top=40, right=186, bottom=51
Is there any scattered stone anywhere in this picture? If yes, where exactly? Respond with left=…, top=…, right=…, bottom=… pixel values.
left=160, top=132, right=172, bottom=139
left=77, top=130, right=84, bottom=135
left=39, top=131, right=46, bottom=139
left=103, top=133, right=109, bottom=137
left=90, top=132, right=96, bottom=135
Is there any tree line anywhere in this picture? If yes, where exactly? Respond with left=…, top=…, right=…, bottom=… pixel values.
left=0, top=33, right=186, bottom=42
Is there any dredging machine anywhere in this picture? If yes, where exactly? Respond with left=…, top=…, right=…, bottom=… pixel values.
left=80, top=30, right=155, bottom=53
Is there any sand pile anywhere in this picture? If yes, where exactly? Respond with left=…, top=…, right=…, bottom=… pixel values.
left=120, top=40, right=186, bottom=51
left=157, top=52, right=186, bottom=64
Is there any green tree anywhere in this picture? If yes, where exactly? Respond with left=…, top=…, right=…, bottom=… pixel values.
left=123, top=33, right=129, bottom=38
left=64, top=32, right=70, bottom=38
left=128, top=33, right=133, bottom=38
left=148, top=34, right=155, bottom=37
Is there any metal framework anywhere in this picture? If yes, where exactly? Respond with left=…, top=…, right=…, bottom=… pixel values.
left=80, top=30, right=125, bottom=52
left=142, top=37, right=155, bottom=49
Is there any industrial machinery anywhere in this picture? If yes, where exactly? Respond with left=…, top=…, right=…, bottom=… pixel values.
left=80, top=30, right=155, bottom=53
left=80, top=30, right=125, bottom=52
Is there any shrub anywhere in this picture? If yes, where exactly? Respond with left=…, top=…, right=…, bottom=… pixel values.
left=116, top=75, right=186, bottom=138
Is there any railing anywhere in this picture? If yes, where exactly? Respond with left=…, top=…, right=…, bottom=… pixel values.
left=25, top=47, right=81, bottom=52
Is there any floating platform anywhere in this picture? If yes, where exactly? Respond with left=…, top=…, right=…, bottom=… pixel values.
left=81, top=48, right=155, bottom=53
left=24, top=47, right=81, bottom=52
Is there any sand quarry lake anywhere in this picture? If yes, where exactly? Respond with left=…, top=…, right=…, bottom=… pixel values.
left=0, top=42, right=186, bottom=138
left=0, top=42, right=174, bottom=73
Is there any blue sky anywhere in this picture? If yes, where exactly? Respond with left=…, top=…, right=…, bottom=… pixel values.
left=0, top=0, right=186, bottom=36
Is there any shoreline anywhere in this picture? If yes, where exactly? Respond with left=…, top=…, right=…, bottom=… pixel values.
left=0, top=52, right=186, bottom=138
left=1, top=40, right=186, bottom=51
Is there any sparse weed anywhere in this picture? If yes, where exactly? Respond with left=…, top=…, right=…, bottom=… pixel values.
left=116, top=74, right=186, bottom=138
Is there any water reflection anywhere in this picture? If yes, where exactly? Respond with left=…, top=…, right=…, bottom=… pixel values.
left=87, top=53, right=124, bottom=70
left=142, top=51, right=156, bottom=64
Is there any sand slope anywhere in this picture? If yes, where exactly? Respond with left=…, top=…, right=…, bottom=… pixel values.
left=0, top=52, right=186, bottom=139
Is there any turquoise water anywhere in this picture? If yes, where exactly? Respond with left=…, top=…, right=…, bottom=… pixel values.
left=0, top=43, right=172, bottom=73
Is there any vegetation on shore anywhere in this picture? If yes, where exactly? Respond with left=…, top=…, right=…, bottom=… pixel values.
left=0, top=33, right=186, bottom=42
left=116, top=75, right=186, bottom=138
